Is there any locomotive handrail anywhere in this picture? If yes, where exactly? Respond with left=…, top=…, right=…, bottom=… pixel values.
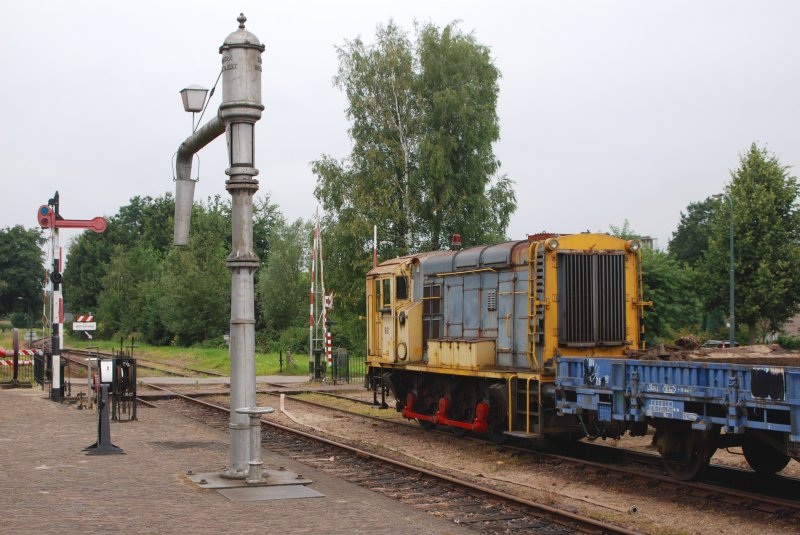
left=635, top=248, right=649, bottom=348
left=431, top=267, right=497, bottom=278
left=526, top=242, right=542, bottom=370
left=526, top=376, right=536, bottom=434
left=507, top=374, right=517, bottom=433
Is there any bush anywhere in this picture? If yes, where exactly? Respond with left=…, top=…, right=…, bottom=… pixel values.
left=10, top=311, right=29, bottom=329
left=274, top=326, right=309, bottom=354
left=197, top=336, right=227, bottom=349
left=777, top=334, right=800, bottom=350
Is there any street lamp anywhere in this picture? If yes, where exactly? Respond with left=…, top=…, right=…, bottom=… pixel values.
left=713, top=193, right=735, bottom=347
left=179, top=84, right=209, bottom=130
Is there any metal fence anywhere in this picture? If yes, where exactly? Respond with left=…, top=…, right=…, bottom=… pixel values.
left=0, top=356, right=35, bottom=384
left=33, top=352, right=47, bottom=386
left=330, top=348, right=366, bottom=385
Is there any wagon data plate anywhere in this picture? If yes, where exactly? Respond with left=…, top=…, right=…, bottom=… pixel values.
left=644, top=398, right=687, bottom=419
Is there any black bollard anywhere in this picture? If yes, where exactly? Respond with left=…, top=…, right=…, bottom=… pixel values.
left=84, top=384, right=124, bottom=455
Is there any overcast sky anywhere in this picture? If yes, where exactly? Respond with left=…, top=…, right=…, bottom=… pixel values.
left=2, top=1, right=798, bottom=253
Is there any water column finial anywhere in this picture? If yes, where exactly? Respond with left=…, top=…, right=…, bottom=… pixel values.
left=238, top=13, right=247, bottom=29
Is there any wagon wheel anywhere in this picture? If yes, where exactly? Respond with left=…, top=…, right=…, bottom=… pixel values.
left=658, top=428, right=714, bottom=481
left=742, top=437, right=791, bottom=475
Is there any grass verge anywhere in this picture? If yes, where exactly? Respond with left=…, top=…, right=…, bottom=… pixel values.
left=64, top=334, right=308, bottom=376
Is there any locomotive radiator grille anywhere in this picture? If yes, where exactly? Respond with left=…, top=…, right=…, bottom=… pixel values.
left=557, top=253, right=626, bottom=346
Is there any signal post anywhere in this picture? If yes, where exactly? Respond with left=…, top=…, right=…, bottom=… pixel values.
left=37, top=192, right=106, bottom=401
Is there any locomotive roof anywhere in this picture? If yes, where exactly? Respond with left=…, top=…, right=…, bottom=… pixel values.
left=367, top=239, right=534, bottom=277
left=418, top=240, right=530, bottom=276
left=366, top=233, right=629, bottom=277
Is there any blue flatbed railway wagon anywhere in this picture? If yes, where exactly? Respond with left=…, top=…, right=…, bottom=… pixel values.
left=556, top=354, right=800, bottom=479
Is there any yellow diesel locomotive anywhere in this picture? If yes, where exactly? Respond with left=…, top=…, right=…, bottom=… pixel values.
left=366, top=233, right=645, bottom=442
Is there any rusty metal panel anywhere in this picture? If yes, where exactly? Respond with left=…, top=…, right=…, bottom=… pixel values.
left=497, top=273, right=514, bottom=368
left=445, top=276, right=463, bottom=338
left=481, top=241, right=521, bottom=267
left=513, top=268, right=529, bottom=368
left=419, top=251, right=457, bottom=276
left=454, top=247, right=482, bottom=269
left=463, top=273, right=481, bottom=337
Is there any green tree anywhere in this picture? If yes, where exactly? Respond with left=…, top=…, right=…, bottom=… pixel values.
left=313, top=21, right=516, bottom=352
left=639, top=248, right=702, bottom=345
left=64, top=194, right=175, bottom=313
left=252, top=195, right=282, bottom=266
left=314, top=20, right=515, bottom=257
left=96, top=245, right=162, bottom=338
left=65, top=193, right=279, bottom=344
left=609, top=221, right=702, bottom=344
left=668, top=197, right=718, bottom=267
left=257, top=218, right=310, bottom=335
left=314, top=21, right=419, bottom=257
left=416, top=23, right=515, bottom=249
left=0, top=225, right=44, bottom=318
left=700, top=143, right=800, bottom=342
left=158, top=200, right=231, bottom=345
left=319, top=213, right=374, bottom=354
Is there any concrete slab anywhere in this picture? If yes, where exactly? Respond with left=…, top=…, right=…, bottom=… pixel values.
left=218, top=485, right=324, bottom=502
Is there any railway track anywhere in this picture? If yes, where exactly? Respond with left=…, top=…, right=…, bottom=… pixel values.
left=270, top=391, right=800, bottom=520
left=145, top=383, right=639, bottom=535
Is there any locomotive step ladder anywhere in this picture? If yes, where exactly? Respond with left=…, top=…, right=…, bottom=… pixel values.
left=504, top=376, right=542, bottom=438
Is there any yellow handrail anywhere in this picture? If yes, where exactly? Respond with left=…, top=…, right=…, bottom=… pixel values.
left=507, top=374, right=517, bottom=433
left=526, top=376, right=535, bottom=434
left=432, top=267, right=497, bottom=278
left=526, top=242, right=542, bottom=370
left=635, top=248, right=652, bottom=349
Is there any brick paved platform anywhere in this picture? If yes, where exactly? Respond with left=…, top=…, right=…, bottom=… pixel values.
left=0, top=387, right=468, bottom=534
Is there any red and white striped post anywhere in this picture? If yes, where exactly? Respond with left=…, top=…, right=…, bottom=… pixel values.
left=326, top=331, right=332, bottom=365
left=309, top=211, right=335, bottom=379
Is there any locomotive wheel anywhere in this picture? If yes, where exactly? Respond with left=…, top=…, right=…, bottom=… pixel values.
left=486, top=401, right=508, bottom=444
left=448, top=406, right=470, bottom=436
left=742, top=437, right=790, bottom=475
left=417, top=419, right=435, bottom=430
left=656, top=428, right=714, bottom=481
left=486, top=425, right=508, bottom=444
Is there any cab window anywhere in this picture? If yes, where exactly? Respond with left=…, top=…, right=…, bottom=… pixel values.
left=381, top=278, right=392, bottom=310
left=395, top=276, right=408, bottom=300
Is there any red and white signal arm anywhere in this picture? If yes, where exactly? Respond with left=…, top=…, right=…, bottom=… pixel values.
left=73, top=315, right=96, bottom=331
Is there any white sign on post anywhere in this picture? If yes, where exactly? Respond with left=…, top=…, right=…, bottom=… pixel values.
left=99, top=360, right=113, bottom=383
left=73, top=315, right=96, bottom=331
